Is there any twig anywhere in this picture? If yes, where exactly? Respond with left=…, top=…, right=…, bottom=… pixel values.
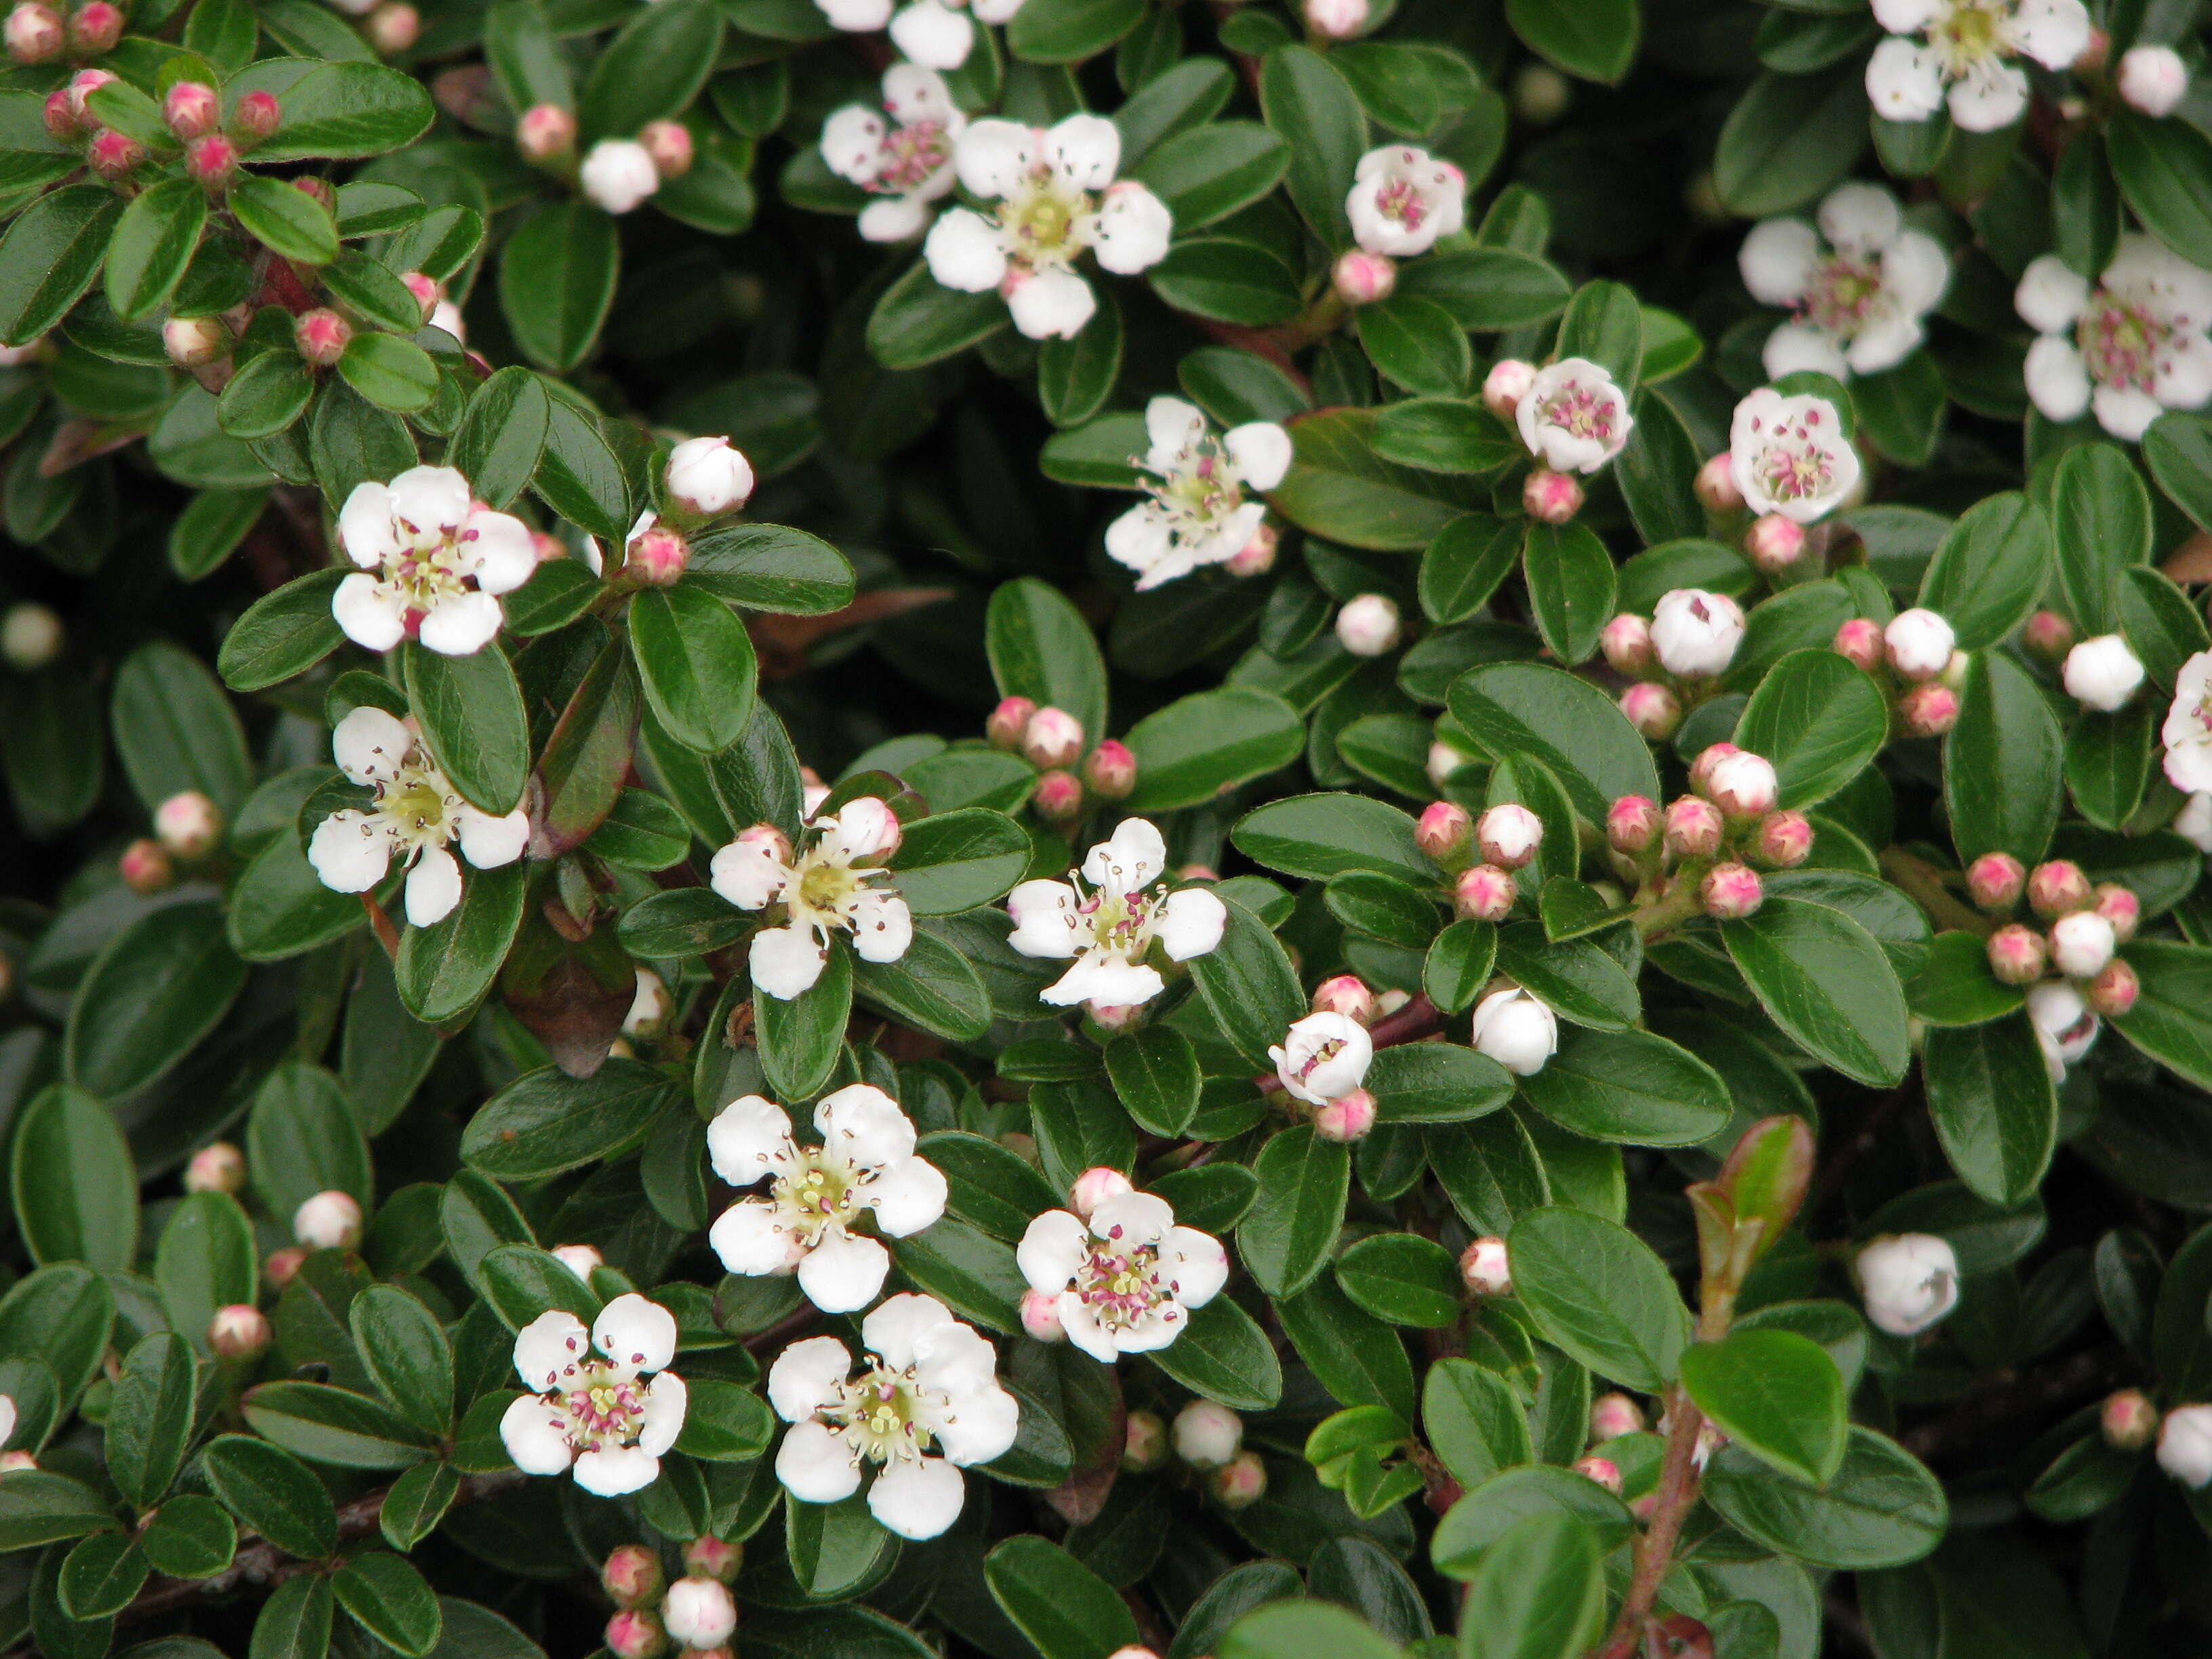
left=1593, top=1390, right=1706, bottom=1659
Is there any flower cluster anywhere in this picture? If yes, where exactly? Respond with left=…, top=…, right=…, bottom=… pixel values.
left=1481, top=355, right=1634, bottom=526
left=821, top=64, right=965, bottom=243
left=1599, top=588, right=1748, bottom=741
left=1738, top=182, right=1950, bottom=382
left=499, top=1294, right=689, bottom=1496
left=1865, top=0, right=2090, bottom=131
left=1006, top=818, right=1227, bottom=1013
left=1271, top=995, right=1376, bottom=1142
left=1106, top=397, right=1290, bottom=591
left=333, top=466, right=537, bottom=657
left=985, top=698, right=1136, bottom=824
left=1605, top=745, right=1812, bottom=928
left=1973, top=855, right=2139, bottom=1069
left=710, top=797, right=914, bottom=1000
left=813, top=0, right=1023, bottom=70
left=2017, top=236, right=2212, bottom=441
left=1017, top=1168, right=1228, bottom=1359
left=1828, top=607, right=1968, bottom=739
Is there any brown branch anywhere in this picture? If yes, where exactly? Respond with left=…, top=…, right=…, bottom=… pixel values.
left=1593, top=1389, right=1706, bottom=1659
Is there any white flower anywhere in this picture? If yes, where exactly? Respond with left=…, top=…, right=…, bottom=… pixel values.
left=1017, top=1190, right=1227, bottom=1361
left=331, top=466, right=536, bottom=656
left=499, top=1294, right=687, bottom=1496
left=1855, top=1232, right=1959, bottom=1336
left=623, top=970, right=670, bottom=1038
left=2158, top=1404, right=2212, bottom=1486
left=923, top=116, right=1172, bottom=339
left=1514, top=357, right=1632, bottom=473
left=2062, top=634, right=2146, bottom=711
left=1335, top=594, right=1401, bottom=657
left=306, top=707, right=528, bottom=928
left=1738, top=183, right=1950, bottom=381
left=2177, top=790, right=2212, bottom=852
left=1884, top=608, right=1957, bottom=681
left=1005, top=819, right=1227, bottom=1007
left=293, top=1190, right=362, bottom=1249
left=2028, top=979, right=2100, bottom=1080
left=550, top=1244, right=602, bottom=1278
left=1105, top=398, right=1288, bottom=590
left=1345, top=145, right=1465, bottom=258
left=2118, top=44, right=2190, bottom=117
left=580, top=138, right=661, bottom=215
left=1729, top=389, right=1861, bottom=524
left=821, top=64, right=966, bottom=243
left=813, top=0, right=1023, bottom=67
left=663, top=435, right=754, bottom=518
left=709, top=800, right=913, bottom=1000
left=2163, top=651, right=2212, bottom=793
left=1268, top=1012, right=1372, bottom=1107
left=1171, top=1400, right=1242, bottom=1468
left=1469, top=987, right=1557, bottom=1076
left=1864, top=0, right=2091, bottom=131
left=662, top=1579, right=736, bottom=1648
left=1650, top=588, right=1746, bottom=680
left=707, top=1084, right=947, bottom=1313
left=2050, top=909, right=2116, bottom=979
left=2015, top=237, right=2212, bottom=441
left=768, top=1293, right=1018, bottom=1539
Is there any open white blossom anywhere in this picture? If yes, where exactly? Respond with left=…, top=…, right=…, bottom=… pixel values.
left=1006, top=818, right=1227, bottom=1007
left=1515, top=357, right=1632, bottom=474
left=924, top=116, right=1172, bottom=340
left=708, top=1084, right=947, bottom=1313
left=1017, top=1189, right=1228, bottom=1361
left=813, top=0, right=1024, bottom=68
left=2163, top=651, right=2212, bottom=794
left=1345, top=145, right=1465, bottom=258
left=499, top=1294, right=687, bottom=1496
left=333, top=466, right=535, bottom=656
left=820, top=64, right=964, bottom=243
left=1856, top=1233, right=1959, bottom=1336
left=1269, top=1012, right=1372, bottom=1106
left=769, top=1294, right=1018, bottom=1539
left=2028, top=979, right=2100, bottom=1081
left=710, top=799, right=912, bottom=1000
left=1728, top=388, right=1862, bottom=524
left=306, top=707, right=527, bottom=927
left=1650, top=588, right=1746, bottom=680
left=2015, top=237, right=2212, bottom=441
left=1105, top=397, right=1289, bottom=590
left=1864, top=0, right=2091, bottom=131
left=1738, top=183, right=1950, bottom=380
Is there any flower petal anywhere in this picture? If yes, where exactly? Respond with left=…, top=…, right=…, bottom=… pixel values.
left=815, top=1084, right=915, bottom=1167
left=796, top=1229, right=891, bottom=1313
left=865, top=1156, right=948, bottom=1237
left=331, top=573, right=407, bottom=652
left=638, top=1370, right=687, bottom=1457
left=767, top=1336, right=853, bottom=1422
left=513, top=1310, right=591, bottom=1392
left=456, top=806, right=529, bottom=871
left=862, top=1291, right=958, bottom=1370
left=464, top=511, right=538, bottom=595
left=1223, top=421, right=1292, bottom=491
left=1157, top=888, right=1227, bottom=960
left=1016, top=1208, right=1090, bottom=1294
left=707, top=1094, right=797, bottom=1186
left=499, top=1393, right=576, bottom=1475
left=336, top=480, right=397, bottom=568
left=594, top=1292, right=678, bottom=1374
left=776, top=1419, right=865, bottom=1503
left=574, top=1444, right=661, bottom=1496
left=417, top=590, right=504, bottom=656
left=404, top=845, right=463, bottom=928
left=710, top=1200, right=796, bottom=1276
left=308, top=811, right=391, bottom=895
left=867, top=1455, right=966, bottom=1540
left=750, top=926, right=829, bottom=999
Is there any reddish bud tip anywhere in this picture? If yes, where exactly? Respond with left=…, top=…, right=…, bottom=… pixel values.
left=1023, top=706, right=1085, bottom=770
left=183, top=1141, right=245, bottom=1194
left=2085, top=957, right=2139, bottom=1017
left=1460, top=1237, right=1512, bottom=1296
left=1694, top=452, right=1743, bottom=514
left=1607, top=794, right=1660, bottom=854
left=294, top=307, right=351, bottom=366
left=2093, top=882, right=2141, bottom=942
left=1309, top=974, right=1376, bottom=1025
left=2022, top=608, right=2076, bottom=664
left=2027, top=859, right=2093, bottom=918
left=1031, top=769, right=1084, bottom=823
left=985, top=696, right=1036, bottom=752
left=1572, top=1454, right=1622, bottom=1494
left=1662, top=796, right=1724, bottom=861
left=1415, top=799, right=1473, bottom=866
left=1896, top=680, right=1960, bottom=737
left=1331, top=249, right=1395, bottom=306
left=402, top=270, right=440, bottom=323
left=624, top=524, right=689, bottom=586
left=5, top=2, right=62, bottom=64
left=162, top=314, right=229, bottom=369
left=64, top=0, right=118, bottom=53
left=516, top=101, right=577, bottom=163
left=1833, top=617, right=1883, bottom=672
left=1481, top=359, right=1535, bottom=421
left=1081, top=738, right=1135, bottom=800
left=1744, top=512, right=1805, bottom=573
left=1754, top=810, right=1812, bottom=869
left=640, top=119, right=693, bottom=179
left=1452, top=863, right=1517, bottom=922
left=120, top=837, right=171, bottom=893
left=184, top=131, right=239, bottom=190
left=162, top=79, right=219, bottom=141
left=365, top=0, right=419, bottom=53
left=1313, top=1088, right=1376, bottom=1143
left=601, top=1544, right=665, bottom=1609
left=85, top=126, right=141, bottom=180
left=1600, top=612, right=1653, bottom=674
left=207, top=1303, right=271, bottom=1360
left=1523, top=466, right=1583, bottom=525
left=1986, top=923, right=2048, bottom=985
left=230, top=89, right=280, bottom=144
left=1619, top=680, right=1681, bottom=739
left=1700, top=861, right=1763, bottom=920
left=1224, top=520, right=1278, bottom=576
left=1967, top=851, right=2026, bottom=913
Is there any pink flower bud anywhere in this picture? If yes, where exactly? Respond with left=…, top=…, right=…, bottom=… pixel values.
left=1023, top=706, right=1085, bottom=770
left=42, top=87, right=78, bottom=140
left=1304, top=0, right=1368, bottom=38
left=1416, top=800, right=1473, bottom=866
left=1331, top=249, right=1395, bottom=306
left=661, top=1577, right=736, bottom=1650
left=1986, top=923, right=2047, bottom=985
left=1122, top=1410, right=1167, bottom=1471
left=1030, top=768, right=1084, bottom=823
left=641, top=119, right=693, bottom=179
left=2103, top=1388, right=2160, bottom=1450
left=64, top=0, right=117, bottom=54
left=1600, top=613, right=1653, bottom=674
left=1589, top=1392, right=1644, bottom=1443
left=2093, top=882, right=2140, bottom=942
left=1523, top=467, right=1584, bottom=525
left=1884, top=608, right=1955, bottom=682
left=208, top=1303, right=271, bottom=1360
left=1071, top=1166, right=1132, bottom=1216
left=1453, top=863, right=1517, bottom=922
left=64, top=66, right=112, bottom=119
left=1309, top=974, right=1376, bottom=1025
left=1477, top=802, right=1543, bottom=869
left=1754, top=811, right=1812, bottom=869
left=2028, top=859, right=2092, bottom=918
left=5, top=2, right=61, bottom=62
left=401, top=271, right=440, bottom=323
left=154, top=787, right=224, bottom=857
left=1687, top=742, right=1740, bottom=798
left=85, top=127, right=140, bottom=180
left=605, top=1610, right=668, bottom=1659
left=184, top=131, right=238, bottom=189
left=1572, top=1454, right=1622, bottom=1494
left=163, top=79, right=219, bottom=141
left=365, top=0, right=418, bottom=53
left=1481, top=359, right=1536, bottom=421
left=1019, top=1287, right=1065, bottom=1342
left=120, top=838, right=172, bottom=893
left=262, top=1247, right=306, bottom=1290
left=293, top=307, right=351, bottom=366
left=1460, top=1237, right=1512, bottom=1296
left=624, top=525, right=689, bottom=586
left=532, top=531, right=568, bottom=563
left=516, top=101, right=577, bottom=163
left=1832, top=617, right=1883, bottom=673
left=1076, top=738, right=1134, bottom=800
left=1335, top=593, right=1402, bottom=656
left=1896, top=681, right=1959, bottom=737
left=985, top=696, right=1036, bottom=751
left=1210, top=1451, right=1267, bottom=1509
left=1744, top=512, right=1805, bottom=573
left=2118, top=43, right=2190, bottom=118
left=1106, top=1648, right=1162, bottom=1659
left=184, top=1141, right=245, bottom=1195
left=1967, top=852, right=2026, bottom=912
left=230, top=89, right=280, bottom=145
left=602, top=1544, right=665, bottom=1608
left=291, top=176, right=335, bottom=212
left=1704, top=751, right=1778, bottom=821
left=161, top=314, right=230, bottom=372
left=1663, top=796, right=1724, bottom=861
left=1607, top=795, right=1660, bottom=854
left=1619, top=680, right=1681, bottom=739
left=550, top=1243, right=603, bottom=1279
left=2085, top=958, right=2138, bottom=1017
left=733, top=822, right=791, bottom=869
left=1313, top=1088, right=1376, bottom=1143
left=2051, top=909, right=2117, bottom=980
left=1693, top=452, right=1743, bottom=514
left=2022, top=609, right=2075, bottom=664
left=1700, top=861, right=1763, bottom=920
left=293, top=1189, right=363, bottom=1250
left=1225, top=520, right=1279, bottom=577
left=1173, top=1400, right=1244, bottom=1469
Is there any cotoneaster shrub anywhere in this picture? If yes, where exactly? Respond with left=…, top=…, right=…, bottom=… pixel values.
left=5, top=0, right=2212, bottom=1657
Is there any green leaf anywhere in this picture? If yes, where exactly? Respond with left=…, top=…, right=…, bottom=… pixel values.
left=395, top=858, right=528, bottom=1023
left=141, top=1493, right=236, bottom=1579
left=2108, top=110, right=2212, bottom=268
left=9, top=1085, right=138, bottom=1271
left=1507, top=1206, right=1689, bottom=1391
left=1712, top=66, right=1868, bottom=216
left=686, top=523, right=855, bottom=615
left=106, top=1334, right=198, bottom=1510
left=1258, top=45, right=1366, bottom=252
left=0, top=1471, right=116, bottom=1551
left=1324, top=869, right=1439, bottom=949
left=1365, top=1042, right=1512, bottom=1124
left=1448, top=661, right=1660, bottom=821
left=1516, top=1027, right=1730, bottom=1147
left=1494, top=926, right=1639, bottom=1032
left=232, top=60, right=435, bottom=160
left=1124, top=686, right=1303, bottom=812
left=200, top=1434, right=340, bottom=1557
left=1334, top=1233, right=1461, bottom=1328
left=674, top=1376, right=775, bottom=1462
left=1149, top=1294, right=1283, bottom=1410
left=1420, top=516, right=1521, bottom=623
left=2051, top=443, right=2149, bottom=634
left=854, top=926, right=991, bottom=1041
left=241, top=1381, right=434, bottom=1470
left=1457, top=1512, right=1606, bottom=1659
left=1356, top=295, right=1472, bottom=397
left=337, top=331, right=439, bottom=413
left=1945, top=651, right=2062, bottom=866
left=1217, top=1601, right=1404, bottom=1659
left=104, top=180, right=207, bottom=321
left=756, top=941, right=854, bottom=1099
left=1923, top=1013, right=2057, bottom=1206
left=1507, top=0, right=1638, bottom=83
left=231, top=174, right=340, bottom=265
left=630, top=586, right=757, bottom=754
left=1679, top=1330, right=1846, bottom=1486
left=0, top=186, right=123, bottom=346
left=578, top=0, right=720, bottom=138
left=1702, top=1426, right=1946, bottom=1570
left=333, top=1551, right=443, bottom=1658
left=60, top=1534, right=147, bottom=1620
left=1431, top=1465, right=1633, bottom=1575
left=2113, top=939, right=2212, bottom=1091
left=449, top=368, right=550, bottom=510
left=1037, top=291, right=1122, bottom=427
left=462, top=1059, right=678, bottom=1181
left=477, top=1244, right=598, bottom=1331
left=984, top=1536, right=1139, bottom=1659
left=1240, top=1126, right=1350, bottom=1298
left=350, top=1285, right=453, bottom=1437
left=1422, top=1357, right=1533, bottom=1488
left=1733, top=648, right=1887, bottom=808
left=251, top=1576, right=335, bottom=1659
left=499, top=202, right=618, bottom=373
left=1721, top=898, right=1909, bottom=1087
left=1917, top=491, right=2050, bottom=651
left=66, top=902, right=246, bottom=1099
left=1188, top=895, right=1306, bottom=1069
left=111, top=639, right=251, bottom=814
left=1372, top=400, right=1518, bottom=474
left=157, top=1191, right=257, bottom=1351
left=1149, top=238, right=1303, bottom=325
left=403, top=640, right=529, bottom=817
left=983, top=576, right=1108, bottom=743
left=1128, top=121, right=1289, bottom=231
left=2146, top=411, right=2212, bottom=533
left=866, top=258, right=1006, bottom=369
left=1105, top=1025, right=1202, bottom=1136
left=1519, top=520, right=1615, bottom=667
left=1233, top=792, right=1438, bottom=884
left=887, top=807, right=1030, bottom=916
left=890, top=1216, right=1025, bottom=1332
left=1616, top=386, right=1702, bottom=544
left=1271, top=409, right=1488, bottom=551
left=921, top=1130, right=1061, bottom=1240
left=377, top=1460, right=460, bottom=1553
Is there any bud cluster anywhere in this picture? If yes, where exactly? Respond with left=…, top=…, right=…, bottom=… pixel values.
left=1600, top=590, right=1750, bottom=740
left=1833, top=608, right=1969, bottom=739
left=1431, top=802, right=1545, bottom=922
left=983, top=699, right=1138, bottom=827
left=1978, top=855, right=2139, bottom=1017
left=1605, top=745, right=1805, bottom=924
left=599, top=1540, right=742, bottom=1659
